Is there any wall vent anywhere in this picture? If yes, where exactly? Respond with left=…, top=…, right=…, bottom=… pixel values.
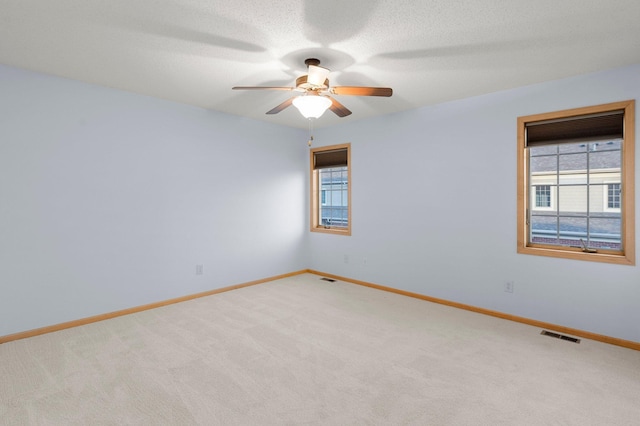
left=541, top=330, right=580, bottom=343
left=320, top=277, right=336, bottom=282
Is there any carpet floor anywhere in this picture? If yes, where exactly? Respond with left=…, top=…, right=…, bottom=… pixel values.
left=1, top=273, right=639, bottom=425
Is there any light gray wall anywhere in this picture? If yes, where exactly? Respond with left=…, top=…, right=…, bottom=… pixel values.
left=0, top=64, right=308, bottom=336
left=309, top=64, right=640, bottom=343
left=2, top=62, right=639, bottom=344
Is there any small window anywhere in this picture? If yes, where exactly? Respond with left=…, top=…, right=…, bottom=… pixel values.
left=310, top=143, right=351, bottom=235
left=517, top=100, right=635, bottom=265
left=534, top=185, right=552, bottom=208
left=607, top=183, right=621, bottom=210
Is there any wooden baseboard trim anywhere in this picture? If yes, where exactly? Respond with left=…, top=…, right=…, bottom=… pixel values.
left=5, top=269, right=638, bottom=352
left=307, top=270, right=640, bottom=352
left=0, top=270, right=307, bottom=345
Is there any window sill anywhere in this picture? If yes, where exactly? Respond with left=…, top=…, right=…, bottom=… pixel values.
left=517, top=245, right=634, bottom=265
left=311, top=227, right=351, bottom=236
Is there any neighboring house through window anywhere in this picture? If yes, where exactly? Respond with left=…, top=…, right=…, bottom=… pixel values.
left=517, top=100, right=635, bottom=265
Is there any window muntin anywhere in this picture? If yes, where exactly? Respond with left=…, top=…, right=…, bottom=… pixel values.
left=310, top=144, right=351, bottom=235
left=517, top=100, right=635, bottom=265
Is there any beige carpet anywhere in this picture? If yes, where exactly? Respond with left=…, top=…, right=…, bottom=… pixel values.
left=1, top=273, right=639, bottom=425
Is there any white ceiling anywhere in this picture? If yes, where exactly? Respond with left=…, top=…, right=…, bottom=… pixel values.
left=2, top=1, right=640, bottom=129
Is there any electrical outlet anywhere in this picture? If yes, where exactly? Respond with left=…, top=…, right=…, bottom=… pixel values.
left=504, top=281, right=514, bottom=293
left=343, top=254, right=349, bottom=264
left=196, top=264, right=204, bottom=275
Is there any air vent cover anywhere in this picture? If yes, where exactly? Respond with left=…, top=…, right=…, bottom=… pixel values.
left=541, top=330, right=580, bottom=343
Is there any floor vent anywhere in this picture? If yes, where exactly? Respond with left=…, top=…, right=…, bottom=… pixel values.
left=541, top=330, right=581, bottom=343
left=320, top=277, right=336, bottom=282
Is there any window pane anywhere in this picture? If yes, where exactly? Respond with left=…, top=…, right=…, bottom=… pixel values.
left=558, top=216, right=587, bottom=243
left=590, top=150, right=621, bottom=170
left=604, top=140, right=622, bottom=150
left=559, top=153, right=587, bottom=185
left=317, top=165, right=348, bottom=229
left=530, top=214, right=558, bottom=244
left=589, top=217, right=621, bottom=250
left=559, top=152, right=587, bottom=171
left=342, top=208, right=349, bottom=223
left=558, top=143, right=588, bottom=154
left=530, top=145, right=558, bottom=156
left=558, top=185, right=587, bottom=213
left=530, top=154, right=557, bottom=173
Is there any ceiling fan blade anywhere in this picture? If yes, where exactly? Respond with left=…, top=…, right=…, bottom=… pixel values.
left=266, top=97, right=295, bottom=115
left=331, top=86, right=393, bottom=97
left=232, top=86, right=293, bottom=91
left=307, top=64, right=331, bottom=87
left=328, top=97, right=352, bottom=117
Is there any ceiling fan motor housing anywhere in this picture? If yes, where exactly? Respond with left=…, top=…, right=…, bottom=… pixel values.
left=296, top=75, right=329, bottom=90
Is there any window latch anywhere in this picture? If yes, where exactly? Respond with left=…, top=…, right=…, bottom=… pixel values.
left=580, top=239, right=597, bottom=253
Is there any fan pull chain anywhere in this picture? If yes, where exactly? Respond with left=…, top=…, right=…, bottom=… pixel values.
left=308, top=118, right=315, bottom=146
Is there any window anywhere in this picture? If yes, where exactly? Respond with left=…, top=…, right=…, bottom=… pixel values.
left=310, top=143, right=351, bottom=235
left=517, top=100, right=635, bottom=265
left=607, top=183, right=621, bottom=210
left=534, top=185, right=552, bottom=208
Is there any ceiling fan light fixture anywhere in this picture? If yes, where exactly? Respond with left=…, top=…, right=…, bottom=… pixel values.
left=292, top=94, right=332, bottom=119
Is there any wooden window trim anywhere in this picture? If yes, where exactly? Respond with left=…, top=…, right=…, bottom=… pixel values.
left=310, top=143, right=351, bottom=236
left=517, top=100, right=635, bottom=265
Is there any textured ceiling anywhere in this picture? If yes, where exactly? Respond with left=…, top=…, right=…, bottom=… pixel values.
left=1, top=1, right=640, bottom=129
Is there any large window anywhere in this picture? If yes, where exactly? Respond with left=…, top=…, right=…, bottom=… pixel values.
left=310, top=143, right=351, bottom=235
left=517, top=100, right=635, bottom=265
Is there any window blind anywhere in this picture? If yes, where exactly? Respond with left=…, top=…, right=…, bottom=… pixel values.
left=313, top=148, right=348, bottom=169
left=525, top=111, right=624, bottom=146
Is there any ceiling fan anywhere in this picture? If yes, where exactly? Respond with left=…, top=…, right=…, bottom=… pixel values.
left=232, top=58, right=392, bottom=119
